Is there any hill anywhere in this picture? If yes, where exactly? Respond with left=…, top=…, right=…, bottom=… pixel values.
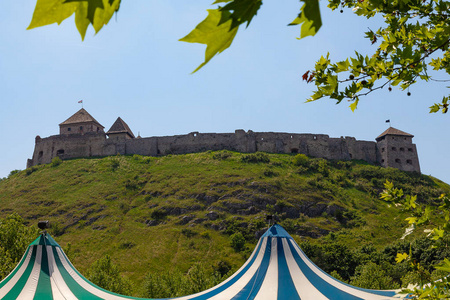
left=0, top=151, right=449, bottom=296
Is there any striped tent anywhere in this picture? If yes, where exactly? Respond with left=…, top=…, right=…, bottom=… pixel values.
left=0, top=225, right=409, bottom=299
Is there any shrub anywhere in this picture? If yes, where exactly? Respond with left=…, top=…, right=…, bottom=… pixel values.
left=181, top=228, right=197, bottom=238
left=309, top=158, right=329, bottom=176
left=108, top=158, right=120, bottom=171
left=86, top=255, right=133, bottom=295
left=230, top=232, right=246, bottom=252
left=7, top=169, right=21, bottom=178
left=240, top=152, right=270, bottom=163
left=293, top=154, right=309, bottom=166
left=212, top=151, right=232, bottom=160
left=263, top=169, right=278, bottom=177
left=50, top=156, right=62, bottom=167
left=25, top=166, right=38, bottom=176
left=350, top=262, right=399, bottom=290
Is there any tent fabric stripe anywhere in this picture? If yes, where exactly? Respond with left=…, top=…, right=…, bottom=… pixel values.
left=202, top=237, right=268, bottom=300
left=53, top=247, right=129, bottom=300
left=281, top=239, right=326, bottom=300
left=175, top=238, right=266, bottom=300
left=1, top=246, right=37, bottom=300
left=34, top=245, right=53, bottom=300
left=288, top=239, right=398, bottom=299
left=276, top=238, right=301, bottom=300
left=253, top=237, right=278, bottom=300
left=231, top=237, right=272, bottom=299
left=0, top=225, right=411, bottom=300
left=47, top=246, right=77, bottom=300
left=0, top=247, right=32, bottom=291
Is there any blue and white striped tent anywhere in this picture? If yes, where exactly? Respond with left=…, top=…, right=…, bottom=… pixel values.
left=0, top=224, right=409, bottom=299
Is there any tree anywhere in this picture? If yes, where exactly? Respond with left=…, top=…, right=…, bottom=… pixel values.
left=86, top=255, right=133, bottom=295
left=0, top=213, right=39, bottom=280
left=28, top=0, right=448, bottom=113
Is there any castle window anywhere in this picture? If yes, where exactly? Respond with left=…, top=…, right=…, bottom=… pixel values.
left=80, top=126, right=83, bottom=131
left=407, top=159, right=412, bottom=164
left=349, top=153, right=353, bottom=158
left=408, top=148, right=413, bottom=152
left=261, top=138, right=264, bottom=141
left=67, top=128, right=71, bottom=132
left=400, top=147, right=405, bottom=152
left=392, top=147, right=396, bottom=151
left=381, top=159, right=385, bottom=163
left=291, top=148, right=298, bottom=154
left=313, top=136, right=317, bottom=140
left=193, top=133, right=197, bottom=137
left=38, top=151, right=43, bottom=159
left=395, top=158, right=401, bottom=163
left=157, top=149, right=161, bottom=155
left=381, top=147, right=385, bottom=152
left=290, top=136, right=293, bottom=139
left=56, top=149, right=65, bottom=157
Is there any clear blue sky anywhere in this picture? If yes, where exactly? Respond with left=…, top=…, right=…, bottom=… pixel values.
left=1, top=1, right=449, bottom=184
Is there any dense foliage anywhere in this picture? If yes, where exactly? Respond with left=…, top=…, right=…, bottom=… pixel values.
left=381, top=182, right=450, bottom=298
left=0, top=214, right=38, bottom=279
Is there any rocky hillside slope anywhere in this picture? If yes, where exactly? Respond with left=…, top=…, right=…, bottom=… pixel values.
left=0, top=151, right=448, bottom=292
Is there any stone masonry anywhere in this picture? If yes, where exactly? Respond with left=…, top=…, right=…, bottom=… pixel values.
left=27, top=109, right=421, bottom=173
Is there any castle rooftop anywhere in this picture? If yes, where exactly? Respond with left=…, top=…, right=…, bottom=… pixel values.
left=106, top=117, right=135, bottom=138
left=59, top=108, right=104, bottom=128
left=376, top=127, right=413, bottom=141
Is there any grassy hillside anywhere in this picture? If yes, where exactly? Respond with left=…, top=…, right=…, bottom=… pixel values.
left=0, top=151, right=448, bottom=295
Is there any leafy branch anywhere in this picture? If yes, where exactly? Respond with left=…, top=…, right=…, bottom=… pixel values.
left=306, top=0, right=449, bottom=113
left=381, top=180, right=450, bottom=298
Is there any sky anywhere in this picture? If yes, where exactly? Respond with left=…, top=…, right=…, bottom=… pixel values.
left=0, top=1, right=449, bottom=184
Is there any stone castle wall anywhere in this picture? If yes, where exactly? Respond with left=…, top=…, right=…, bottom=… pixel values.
left=28, top=129, right=385, bottom=167
left=27, top=128, right=420, bottom=173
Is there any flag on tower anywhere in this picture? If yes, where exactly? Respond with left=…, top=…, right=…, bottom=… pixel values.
left=385, top=119, right=390, bottom=123
left=78, top=100, right=83, bottom=103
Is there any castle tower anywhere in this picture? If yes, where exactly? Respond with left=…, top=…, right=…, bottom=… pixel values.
left=59, top=108, right=105, bottom=135
left=376, top=127, right=420, bottom=173
left=106, top=117, right=135, bottom=141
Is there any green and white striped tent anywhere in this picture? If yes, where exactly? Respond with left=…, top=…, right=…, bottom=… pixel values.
left=0, top=225, right=410, bottom=299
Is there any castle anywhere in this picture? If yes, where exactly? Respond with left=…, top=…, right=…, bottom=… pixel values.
left=27, top=109, right=421, bottom=173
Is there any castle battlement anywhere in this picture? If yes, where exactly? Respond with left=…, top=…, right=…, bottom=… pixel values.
left=27, top=109, right=421, bottom=173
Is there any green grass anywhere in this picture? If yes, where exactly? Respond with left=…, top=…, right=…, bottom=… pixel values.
left=0, top=151, right=447, bottom=295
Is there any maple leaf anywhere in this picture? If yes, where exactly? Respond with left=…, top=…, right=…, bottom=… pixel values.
left=28, top=0, right=120, bottom=40
left=180, top=9, right=239, bottom=73
left=289, top=0, right=322, bottom=39
left=302, top=70, right=310, bottom=81
left=217, top=0, right=262, bottom=29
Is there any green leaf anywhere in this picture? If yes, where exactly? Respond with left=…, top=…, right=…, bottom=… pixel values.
left=180, top=9, right=239, bottom=73
left=290, top=0, right=322, bottom=39
left=435, top=258, right=450, bottom=273
left=28, top=0, right=120, bottom=40
left=431, top=228, right=444, bottom=240
left=405, top=217, right=417, bottom=224
left=395, top=252, right=409, bottom=263
left=349, top=98, right=359, bottom=112
left=429, top=103, right=441, bottom=113
left=218, top=0, right=262, bottom=29
left=336, top=59, right=350, bottom=72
